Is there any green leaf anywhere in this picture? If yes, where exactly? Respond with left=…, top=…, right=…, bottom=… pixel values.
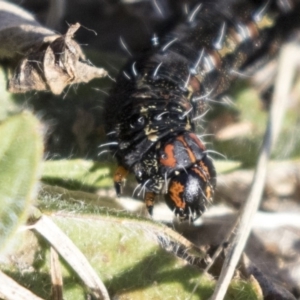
left=42, top=159, right=112, bottom=190
left=0, top=112, right=43, bottom=253
left=1, top=207, right=262, bottom=300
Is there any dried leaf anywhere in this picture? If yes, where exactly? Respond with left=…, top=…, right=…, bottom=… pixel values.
left=0, top=2, right=107, bottom=94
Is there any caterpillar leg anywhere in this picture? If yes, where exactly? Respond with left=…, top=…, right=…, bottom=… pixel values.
left=113, top=166, right=129, bottom=196
left=144, top=191, right=156, bottom=216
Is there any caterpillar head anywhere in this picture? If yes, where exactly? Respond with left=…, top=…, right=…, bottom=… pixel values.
left=160, top=132, right=216, bottom=221
left=164, top=159, right=215, bottom=221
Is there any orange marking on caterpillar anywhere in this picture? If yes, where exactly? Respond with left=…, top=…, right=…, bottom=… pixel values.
left=113, top=166, right=129, bottom=183
left=191, top=166, right=207, bottom=182
left=188, top=132, right=206, bottom=151
left=160, top=144, right=176, bottom=167
left=176, top=135, right=197, bottom=163
left=144, top=191, right=156, bottom=207
left=169, top=181, right=185, bottom=209
left=206, top=186, right=212, bottom=200
left=192, top=166, right=213, bottom=200
left=198, top=160, right=210, bottom=177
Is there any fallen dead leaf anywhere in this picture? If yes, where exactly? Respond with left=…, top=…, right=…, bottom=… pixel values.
left=0, top=2, right=107, bottom=94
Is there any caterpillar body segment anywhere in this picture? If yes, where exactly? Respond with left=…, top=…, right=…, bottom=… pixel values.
left=104, top=0, right=300, bottom=220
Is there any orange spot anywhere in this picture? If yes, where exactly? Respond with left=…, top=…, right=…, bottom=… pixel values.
left=206, top=186, right=212, bottom=200
left=188, top=133, right=206, bottom=151
left=192, top=166, right=213, bottom=200
left=160, top=144, right=176, bottom=167
left=144, top=192, right=156, bottom=207
left=160, top=133, right=206, bottom=168
left=198, top=160, right=210, bottom=177
left=169, top=181, right=185, bottom=209
left=176, top=135, right=196, bottom=163
left=113, top=166, right=129, bottom=184
left=192, top=167, right=207, bottom=182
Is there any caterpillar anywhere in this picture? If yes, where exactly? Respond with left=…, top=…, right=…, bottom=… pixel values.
left=104, top=0, right=300, bottom=221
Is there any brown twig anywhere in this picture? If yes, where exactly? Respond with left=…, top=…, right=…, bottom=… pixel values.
left=50, top=247, right=63, bottom=300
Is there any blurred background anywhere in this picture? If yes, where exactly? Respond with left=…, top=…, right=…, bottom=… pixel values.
left=2, top=0, right=300, bottom=297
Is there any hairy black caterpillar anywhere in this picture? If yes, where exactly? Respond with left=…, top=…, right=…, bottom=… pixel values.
left=104, top=0, right=300, bottom=221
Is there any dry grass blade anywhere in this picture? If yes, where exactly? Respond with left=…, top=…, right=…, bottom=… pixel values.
left=210, top=43, right=300, bottom=300
left=50, top=247, right=63, bottom=300
left=32, top=215, right=110, bottom=300
left=0, top=270, right=44, bottom=300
